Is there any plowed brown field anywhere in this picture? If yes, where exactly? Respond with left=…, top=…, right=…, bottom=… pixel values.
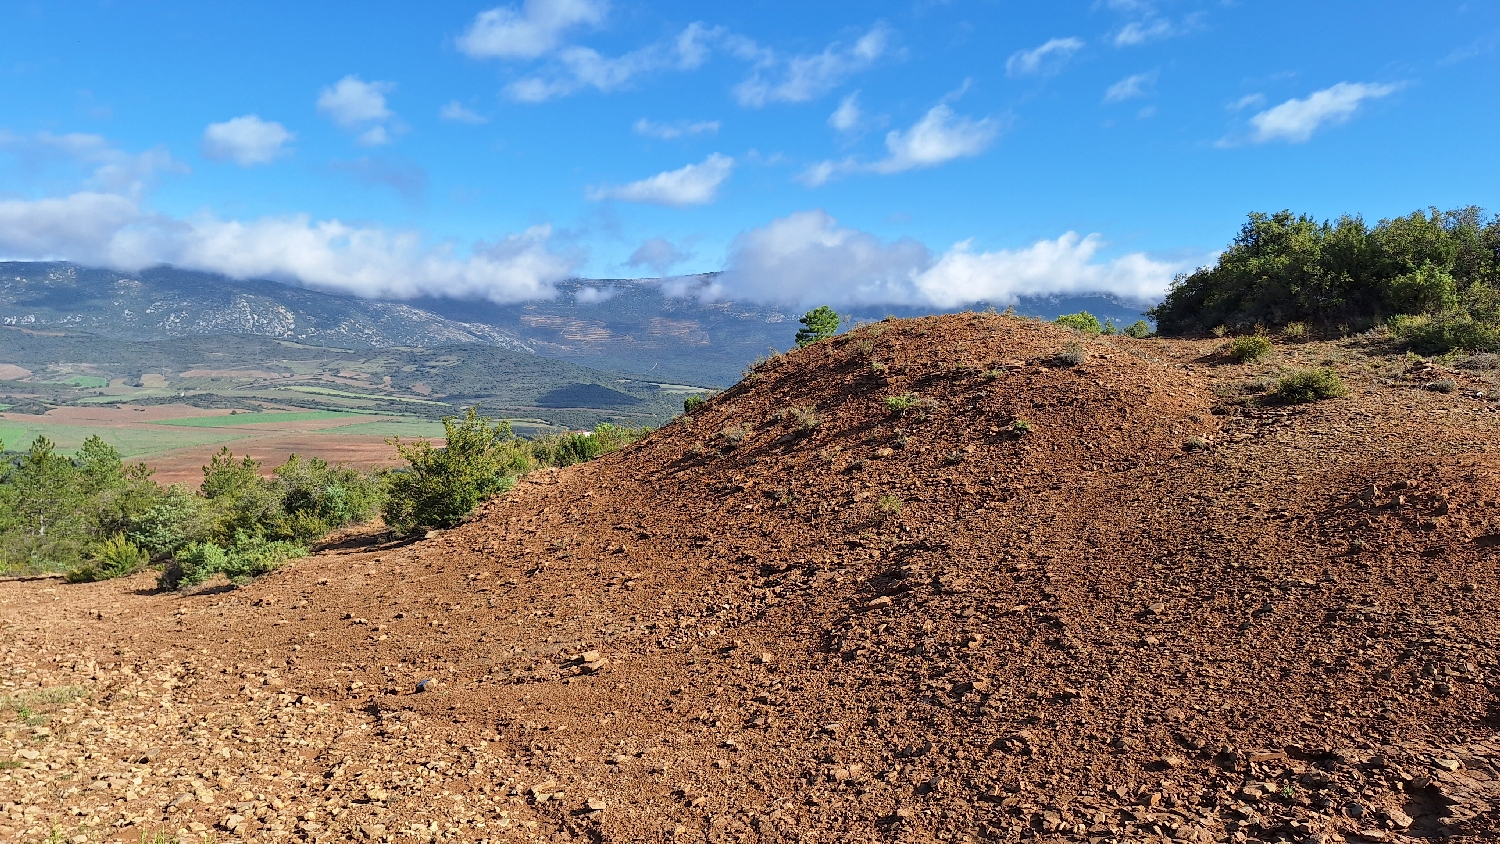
left=3, top=313, right=1499, bottom=844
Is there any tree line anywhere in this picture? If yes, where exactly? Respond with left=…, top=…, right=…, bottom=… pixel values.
left=1150, top=206, right=1500, bottom=351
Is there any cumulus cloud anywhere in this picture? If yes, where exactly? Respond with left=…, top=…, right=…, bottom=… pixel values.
left=0, top=190, right=576, bottom=303
left=801, top=103, right=1000, bottom=185
left=1245, top=82, right=1400, bottom=144
left=828, top=92, right=862, bottom=132
left=439, top=101, right=488, bottom=124
left=627, top=236, right=689, bottom=275
left=317, top=76, right=401, bottom=144
left=632, top=118, right=719, bottom=140
left=733, top=25, right=892, bottom=107
left=1103, top=71, right=1157, bottom=103
left=202, top=115, right=294, bottom=166
left=1005, top=37, right=1083, bottom=77
left=710, top=210, right=1182, bottom=308
left=587, top=153, right=733, bottom=206
left=456, top=0, right=608, bottom=60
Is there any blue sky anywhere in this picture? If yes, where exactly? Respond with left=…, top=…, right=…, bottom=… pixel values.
left=2, top=0, right=1498, bottom=308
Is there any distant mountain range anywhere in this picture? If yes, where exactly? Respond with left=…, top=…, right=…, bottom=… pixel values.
left=0, top=262, right=1155, bottom=386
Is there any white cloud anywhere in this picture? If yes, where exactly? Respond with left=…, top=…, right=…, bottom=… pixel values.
left=874, top=105, right=999, bottom=172
left=0, top=130, right=185, bottom=197
left=504, top=23, right=716, bottom=102
left=632, top=118, right=719, bottom=140
left=1103, top=71, right=1157, bottom=103
left=1113, top=19, right=1173, bottom=46
left=587, top=153, right=733, bottom=206
left=456, top=0, right=608, bottom=60
left=733, top=25, right=892, bottom=107
left=0, top=192, right=148, bottom=266
left=317, top=76, right=394, bottom=126
left=913, top=232, right=1180, bottom=307
left=712, top=210, right=931, bottom=306
left=828, top=92, right=862, bottom=132
left=710, top=210, right=1183, bottom=308
left=574, top=285, right=617, bottom=304
left=1226, top=93, right=1265, bottom=112
left=439, top=101, right=488, bottom=124
left=0, top=191, right=576, bottom=303
left=627, top=236, right=689, bottom=275
left=202, top=115, right=294, bottom=166
left=1005, top=37, right=1083, bottom=77
left=802, top=103, right=1000, bottom=185
left=1246, top=82, right=1400, bottom=144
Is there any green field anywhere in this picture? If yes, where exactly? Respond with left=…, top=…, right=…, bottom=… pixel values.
left=0, top=422, right=247, bottom=457
left=154, top=410, right=371, bottom=428
left=322, top=419, right=448, bottom=438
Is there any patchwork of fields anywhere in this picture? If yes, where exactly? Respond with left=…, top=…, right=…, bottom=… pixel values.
left=0, top=405, right=466, bottom=484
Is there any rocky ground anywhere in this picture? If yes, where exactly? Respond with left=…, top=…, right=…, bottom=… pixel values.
left=3, top=313, right=1498, bottom=844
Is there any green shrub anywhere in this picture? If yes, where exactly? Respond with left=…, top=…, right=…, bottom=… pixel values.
left=884, top=394, right=918, bottom=414
left=1123, top=320, right=1153, bottom=339
left=1389, top=311, right=1500, bottom=354
left=683, top=394, right=707, bottom=414
left=161, top=531, right=306, bottom=590
left=269, top=454, right=383, bottom=542
left=876, top=495, right=903, bottom=516
left=382, top=407, right=527, bottom=534
left=1054, top=311, right=1103, bottom=333
left=1282, top=321, right=1309, bottom=339
left=65, top=535, right=149, bottom=583
left=795, top=306, right=841, bottom=348
left=1229, top=334, right=1273, bottom=362
left=1013, top=418, right=1032, bottom=434
left=1274, top=369, right=1348, bottom=403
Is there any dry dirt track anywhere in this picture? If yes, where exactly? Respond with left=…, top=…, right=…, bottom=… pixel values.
left=3, top=313, right=1500, bottom=844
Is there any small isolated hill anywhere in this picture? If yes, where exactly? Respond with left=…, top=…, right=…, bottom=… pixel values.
left=4, top=312, right=1499, bottom=844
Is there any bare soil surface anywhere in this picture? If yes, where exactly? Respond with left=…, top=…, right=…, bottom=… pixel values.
left=3, top=314, right=1498, bottom=844
left=145, top=435, right=420, bottom=486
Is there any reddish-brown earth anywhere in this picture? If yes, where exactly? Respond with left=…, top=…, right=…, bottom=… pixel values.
left=3, top=313, right=1498, bottom=844
left=145, top=435, right=420, bottom=486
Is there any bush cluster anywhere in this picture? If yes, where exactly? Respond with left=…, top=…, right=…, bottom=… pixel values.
left=2, top=406, right=649, bottom=585
left=381, top=407, right=649, bottom=533
left=0, top=434, right=379, bottom=585
left=1151, top=206, right=1500, bottom=352
left=1274, top=369, right=1348, bottom=404
left=1229, top=334, right=1273, bottom=362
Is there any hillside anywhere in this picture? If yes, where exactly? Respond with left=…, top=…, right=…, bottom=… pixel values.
left=1, top=262, right=1156, bottom=387
left=5, top=313, right=1497, bottom=843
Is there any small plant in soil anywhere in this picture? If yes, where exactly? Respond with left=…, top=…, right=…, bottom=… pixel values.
left=1228, top=334, right=1273, bottom=363
left=1012, top=418, right=1033, bottom=434
left=788, top=405, right=822, bottom=431
left=885, top=394, right=918, bottom=414
left=1274, top=369, right=1348, bottom=403
left=1053, top=342, right=1086, bottom=367
left=683, top=395, right=707, bottom=414
left=877, top=495, right=903, bottom=516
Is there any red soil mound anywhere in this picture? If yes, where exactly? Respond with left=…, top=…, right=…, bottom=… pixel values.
left=4, top=313, right=1498, bottom=844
